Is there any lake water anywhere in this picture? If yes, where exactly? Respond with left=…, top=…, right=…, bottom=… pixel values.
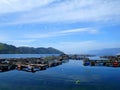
left=0, top=54, right=59, bottom=59
left=0, top=55, right=120, bottom=90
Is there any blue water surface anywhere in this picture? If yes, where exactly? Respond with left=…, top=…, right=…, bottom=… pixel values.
left=0, top=54, right=59, bottom=59
left=0, top=56, right=120, bottom=90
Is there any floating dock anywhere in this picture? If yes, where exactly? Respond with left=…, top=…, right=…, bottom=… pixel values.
left=83, top=55, right=120, bottom=67
left=0, top=54, right=69, bottom=72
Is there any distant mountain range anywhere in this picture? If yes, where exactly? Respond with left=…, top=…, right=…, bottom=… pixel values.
left=88, top=48, right=120, bottom=56
left=0, top=42, right=64, bottom=54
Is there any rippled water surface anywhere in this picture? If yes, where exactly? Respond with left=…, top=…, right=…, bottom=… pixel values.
left=0, top=59, right=120, bottom=90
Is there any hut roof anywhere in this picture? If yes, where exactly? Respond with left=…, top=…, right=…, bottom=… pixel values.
left=88, top=56, right=109, bottom=60
left=116, top=53, right=120, bottom=56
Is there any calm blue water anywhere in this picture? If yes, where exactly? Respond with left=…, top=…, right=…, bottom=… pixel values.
left=0, top=54, right=59, bottom=59
left=0, top=55, right=120, bottom=90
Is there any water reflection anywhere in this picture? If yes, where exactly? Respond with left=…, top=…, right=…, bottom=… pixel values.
left=0, top=60, right=120, bottom=90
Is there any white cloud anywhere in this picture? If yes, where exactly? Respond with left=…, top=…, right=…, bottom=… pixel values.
left=24, top=27, right=98, bottom=39
left=0, top=0, right=119, bottom=54
left=0, top=0, right=54, bottom=14
left=47, top=41, right=120, bottom=54
left=60, top=28, right=98, bottom=34
left=0, top=0, right=120, bottom=25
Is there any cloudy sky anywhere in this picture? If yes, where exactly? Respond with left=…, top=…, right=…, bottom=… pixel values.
left=0, top=0, right=120, bottom=54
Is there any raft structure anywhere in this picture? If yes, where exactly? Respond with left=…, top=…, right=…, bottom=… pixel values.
left=69, top=54, right=95, bottom=60
left=83, top=55, right=120, bottom=67
left=1, top=54, right=120, bottom=72
left=0, top=54, right=69, bottom=72
left=0, top=54, right=92, bottom=72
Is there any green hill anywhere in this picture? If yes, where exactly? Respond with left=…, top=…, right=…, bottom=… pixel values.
left=0, top=43, right=64, bottom=54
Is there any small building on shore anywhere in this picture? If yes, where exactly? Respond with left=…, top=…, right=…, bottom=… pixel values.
left=116, top=53, right=120, bottom=57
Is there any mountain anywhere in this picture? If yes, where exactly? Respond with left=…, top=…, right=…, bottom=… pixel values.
left=0, top=43, right=64, bottom=54
left=88, top=48, right=120, bottom=56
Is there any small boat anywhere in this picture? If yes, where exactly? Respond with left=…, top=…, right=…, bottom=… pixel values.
left=83, top=62, right=90, bottom=66
left=113, top=61, right=119, bottom=67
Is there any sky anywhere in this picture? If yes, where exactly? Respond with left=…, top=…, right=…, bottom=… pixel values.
left=0, top=0, right=120, bottom=54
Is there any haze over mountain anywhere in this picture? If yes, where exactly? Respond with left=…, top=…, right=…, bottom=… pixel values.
left=89, top=48, right=120, bottom=56
left=0, top=43, right=63, bottom=54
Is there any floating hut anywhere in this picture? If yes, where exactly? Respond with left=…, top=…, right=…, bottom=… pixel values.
left=83, top=56, right=109, bottom=66
left=83, top=55, right=120, bottom=67
left=0, top=54, right=69, bottom=72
